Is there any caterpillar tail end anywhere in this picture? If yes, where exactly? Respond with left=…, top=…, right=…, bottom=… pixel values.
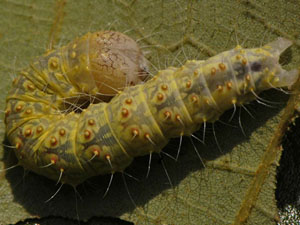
left=264, top=37, right=293, bottom=55
left=263, top=37, right=299, bottom=89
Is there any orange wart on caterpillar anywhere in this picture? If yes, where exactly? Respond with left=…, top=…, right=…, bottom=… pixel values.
left=4, top=31, right=298, bottom=188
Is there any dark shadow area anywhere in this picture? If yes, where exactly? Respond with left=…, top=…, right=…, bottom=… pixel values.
left=3, top=89, right=287, bottom=222
left=276, top=113, right=300, bottom=209
left=15, top=216, right=133, bottom=225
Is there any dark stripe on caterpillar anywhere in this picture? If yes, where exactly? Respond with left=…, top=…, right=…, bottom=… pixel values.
left=4, top=33, right=298, bottom=186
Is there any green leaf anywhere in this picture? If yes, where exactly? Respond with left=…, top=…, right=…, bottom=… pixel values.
left=0, top=0, right=299, bottom=224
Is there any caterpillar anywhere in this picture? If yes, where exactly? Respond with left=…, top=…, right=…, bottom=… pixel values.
left=4, top=32, right=298, bottom=187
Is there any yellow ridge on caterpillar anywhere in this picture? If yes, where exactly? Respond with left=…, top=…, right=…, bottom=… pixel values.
left=4, top=32, right=298, bottom=186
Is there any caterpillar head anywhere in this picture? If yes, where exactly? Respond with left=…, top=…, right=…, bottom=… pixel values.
left=247, top=38, right=298, bottom=91
left=89, top=31, right=150, bottom=98
left=65, top=31, right=150, bottom=102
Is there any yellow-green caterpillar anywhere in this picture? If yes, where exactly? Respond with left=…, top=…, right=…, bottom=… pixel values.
left=4, top=32, right=298, bottom=186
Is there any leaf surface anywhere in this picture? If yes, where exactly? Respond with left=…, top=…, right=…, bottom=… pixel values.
left=0, top=0, right=299, bottom=224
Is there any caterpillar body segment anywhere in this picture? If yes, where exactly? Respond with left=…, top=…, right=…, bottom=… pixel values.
left=4, top=35, right=298, bottom=186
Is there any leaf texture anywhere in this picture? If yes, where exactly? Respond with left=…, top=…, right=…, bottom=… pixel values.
left=0, top=0, right=299, bottom=224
